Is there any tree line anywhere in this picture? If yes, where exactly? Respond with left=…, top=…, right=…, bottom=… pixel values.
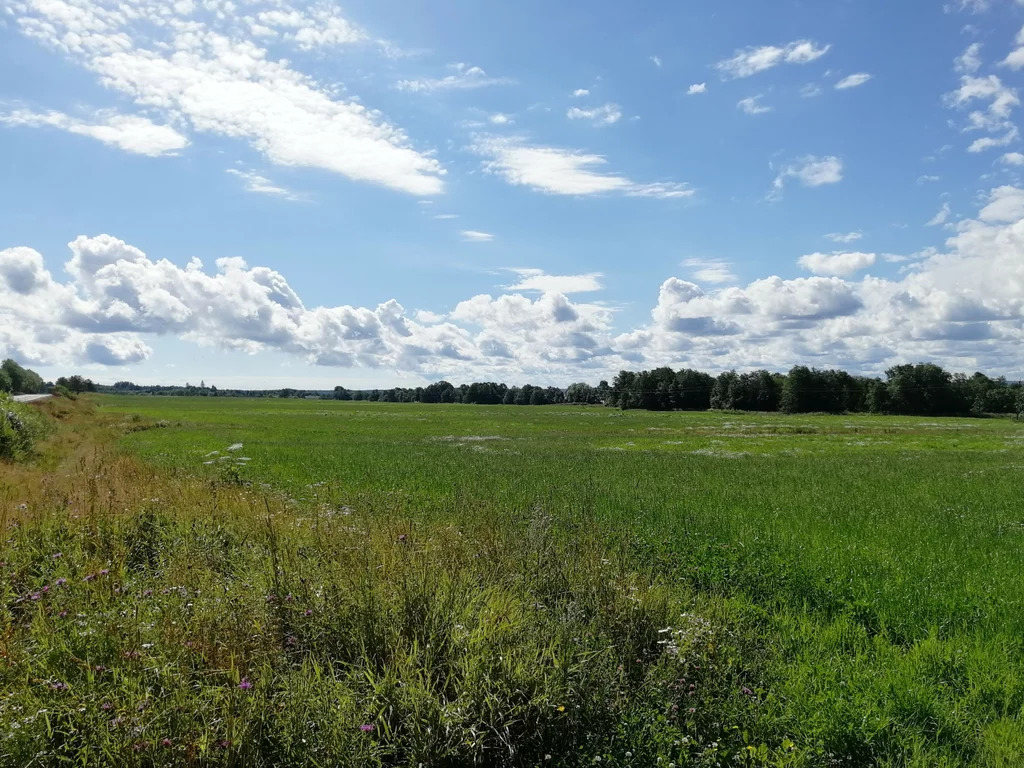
left=608, top=364, right=1024, bottom=417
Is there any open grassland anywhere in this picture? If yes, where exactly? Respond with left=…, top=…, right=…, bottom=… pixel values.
left=1, top=396, right=1023, bottom=766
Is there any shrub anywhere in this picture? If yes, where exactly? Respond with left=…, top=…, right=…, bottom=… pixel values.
left=0, top=394, right=46, bottom=461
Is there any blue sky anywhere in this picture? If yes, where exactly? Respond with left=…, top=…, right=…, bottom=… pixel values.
left=2, top=0, right=1024, bottom=388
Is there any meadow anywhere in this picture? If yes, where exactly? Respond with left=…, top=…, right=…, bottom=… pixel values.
left=2, top=395, right=1023, bottom=766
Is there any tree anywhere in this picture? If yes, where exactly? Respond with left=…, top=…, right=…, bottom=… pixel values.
left=1, top=359, right=44, bottom=394
left=333, top=386, right=352, bottom=401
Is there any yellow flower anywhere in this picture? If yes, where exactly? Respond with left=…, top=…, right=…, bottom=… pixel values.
left=557, top=705, right=565, bottom=712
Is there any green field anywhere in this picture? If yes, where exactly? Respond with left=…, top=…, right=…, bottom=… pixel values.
left=3, top=396, right=1024, bottom=766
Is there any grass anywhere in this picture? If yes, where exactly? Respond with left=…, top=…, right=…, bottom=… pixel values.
left=1, top=395, right=1022, bottom=766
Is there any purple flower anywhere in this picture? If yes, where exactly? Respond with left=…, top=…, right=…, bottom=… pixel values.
left=83, top=573, right=96, bottom=583
left=101, top=702, right=113, bottom=711
left=303, top=608, right=313, bottom=617
left=50, top=682, right=68, bottom=691
left=741, top=686, right=755, bottom=697
left=41, top=585, right=50, bottom=593
left=55, top=578, right=67, bottom=587
left=52, top=552, right=62, bottom=560
left=142, top=589, right=153, bottom=598
left=99, top=569, right=110, bottom=577
left=359, top=723, right=375, bottom=733
left=29, top=592, right=42, bottom=601
left=217, top=739, right=231, bottom=750
left=238, top=677, right=253, bottom=691
left=160, top=738, right=173, bottom=748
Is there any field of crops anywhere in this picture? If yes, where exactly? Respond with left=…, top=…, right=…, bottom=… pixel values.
left=3, top=396, right=1024, bottom=766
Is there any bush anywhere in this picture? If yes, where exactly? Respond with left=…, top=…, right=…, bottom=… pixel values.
left=0, top=394, right=46, bottom=460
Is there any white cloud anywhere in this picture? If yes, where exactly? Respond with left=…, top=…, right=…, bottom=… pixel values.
left=10, top=0, right=445, bottom=196
left=955, top=42, right=983, bottom=74
left=1002, top=25, right=1024, bottom=69
left=471, top=135, right=692, bottom=199
left=737, top=95, right=772, bottom=115
left=504, top=269, right=603, bottom=294
left=5, top=186, right=1024, bottom=378
left=489, top=113, right=513, bottom=125
left=571, top=89, right=590, bottom=98
left=825, top=231, right=863, bottom=243
left=566, top=103, right=623, bottom=125
left=433, top=213, right=459, bottom=219
left=917, top=175, right=941, bottom=184
left=944, top=75, right=1020, bottom=153
left=968, top=128, right=1019, bottom=152
left=682, top=259, right=736, bottom=284
left=650, top=55, right=662, bottom=67
left=226, top=169, right=302, bottom=200
left=798, top=251, right=876, bottom=277
left=0, top=109, right=187, bottom=156
left=1001, top=151, right=1024, bottom=165
left=716, top=40, right=830, bottom=79
left=396, top=62, right=513, bottom=93
left=771, top=156, right=843, bottom=198
left=460, top=230, right=495, bottom=242
left=687, top=83, right=707, bottom=95
left=927, top=202, right=952, bottom=226
left=835, top=73, right=872, bottom=90
left=800, top=83, right=823, bottom=98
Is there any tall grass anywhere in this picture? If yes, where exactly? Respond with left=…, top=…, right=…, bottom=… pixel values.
left=0, top=397, right=1021, bottom=765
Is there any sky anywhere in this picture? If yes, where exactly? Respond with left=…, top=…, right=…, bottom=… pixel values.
left=1, top=0, right=1024, bottom=389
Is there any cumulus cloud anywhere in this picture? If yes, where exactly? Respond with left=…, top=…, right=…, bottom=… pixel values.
left=9, top=0, right=445, bottom=195
left=4, top=186, right=1024, bottom=377
left=471, top=135, right=692, bottom=198
left=687, top=83, right=707, bottom=95
left=798, top=251, right=876, bottom=277
left=944, top=75, right=1021, bottom=153
left=571, top=89, right=590, bottom=98
left=1002, top=151, right=1024, bottom=165
left=567, top=103, right=623, bottom=125
left=835, top=73, right=872, bottom=89
left=716, top=40, right=830, bottom=79
left=0, top=109, right=187, bottom=156
left=396, top=62, right=513, bottom=92
left=771, top=156, right=843, bottom=198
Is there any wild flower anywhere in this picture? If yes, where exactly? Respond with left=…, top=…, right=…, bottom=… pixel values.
left=52, top=552, right=62, bottom=559
left=303, top=608, right=313, bottom=617
left=359, top=723, right=375, bottom=733
left=54, top=578, right=66, bottom=587
left=101, top=702, right=113, bottom=711
left=217, top=739, right=231, bottom=749
left=142, top=589, right=152, bottom=597
left=29, top=592, right=41, bottom=601
left=132, top=741, right=151, bottom=752
left=99, top=569, right=109, bottom=577
left=238, top=678, right=253, bottom=691
left=93, top=665, right=107, bottom=673
left=50, top=682, right=67, bottom=691
left=83, top=573, right=96, bottom=582
left=161, top=738, right=173, bottom=748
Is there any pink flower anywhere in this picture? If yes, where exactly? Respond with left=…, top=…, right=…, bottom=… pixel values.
left=238, top=678, right=253, bottom=691
left=359, top=723, right=375, bottom=733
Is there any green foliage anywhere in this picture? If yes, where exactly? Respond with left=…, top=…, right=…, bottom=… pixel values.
left=0, top=394, right=46, bottom=460
left=1, top=358, right=44, bottom=394
left=5, top=397, right=1024, bottom=766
